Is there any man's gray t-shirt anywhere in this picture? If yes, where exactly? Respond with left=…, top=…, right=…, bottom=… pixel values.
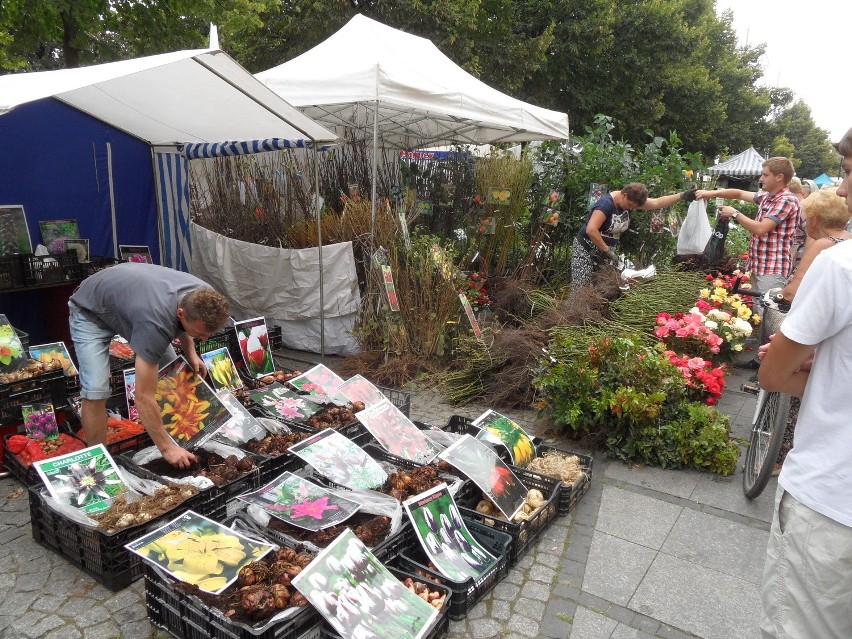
left=70, top=263, right=210, bottom=364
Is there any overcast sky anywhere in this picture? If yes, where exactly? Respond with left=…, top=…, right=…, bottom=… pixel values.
left=714, top=0, right=850, bottom=142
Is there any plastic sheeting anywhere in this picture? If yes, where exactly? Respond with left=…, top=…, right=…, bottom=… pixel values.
left=190, top=223, right=361, bottom=355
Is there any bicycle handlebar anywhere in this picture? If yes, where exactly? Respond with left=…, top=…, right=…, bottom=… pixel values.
left=728, top=275, right=791, bottom=313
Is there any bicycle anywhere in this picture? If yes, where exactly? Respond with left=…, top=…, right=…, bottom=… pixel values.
left=732, top=279, right=792, bottom=498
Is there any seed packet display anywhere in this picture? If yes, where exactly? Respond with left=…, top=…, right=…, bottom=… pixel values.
left=355, top=398, right=440, bottom=464
left=234, top=317, right=275, bottom=379
left=29, top=341, right=77, bottom=376
left=471, top=409, right=536, bottom=467
left=0, top=205, right=33, bottom=255
left=0, top=314, right=26, bottom=373
left=155, top=357, right=231, bottom=449
left=287, top=364, right=348, bottom=404
left=249, top=383, right=322, bottom=422
left=201, top=347, right=243, bottom=392
left=34, top=444, right=126, bottom=514
left=38, top=218, right=79, bottom=254
left=404, top=483, right=495, bottom=582
left=123, top=369, right=138, bottom=421
left=288, top=428, right=388, bottom=491
left=22, top=402, right=59, bottom=440
left=438, top=435, right=526, bottom=520
left=292, top=529, right=438, bottom=639
left=213, top=389, right=267, bottom=445
left=119, top=244, right=153, bottom=264
left=237, top=471, right=361, bottom=532
left=337, top=374, right=387, bottom=408
left=125, top=510, right=273, bottom=594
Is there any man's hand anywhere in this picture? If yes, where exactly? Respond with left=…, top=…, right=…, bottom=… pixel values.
left=161, top=444, right=197, bottom=469
left=186, top=351, right=206, bottom=378
left=718, top=205, right=737, bottom=219
left=680, top=188, right=697, bottom=202
left=695, top=190, right=715, bottom=200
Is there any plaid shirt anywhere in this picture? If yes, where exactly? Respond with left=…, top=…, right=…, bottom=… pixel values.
left=748, top=187, right=800, bottom=277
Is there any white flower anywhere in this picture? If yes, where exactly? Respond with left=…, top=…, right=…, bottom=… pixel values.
left=704, top=320, right=718, bottom=330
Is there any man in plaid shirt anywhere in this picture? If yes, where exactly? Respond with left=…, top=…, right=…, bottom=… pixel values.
left=697, top=156, right=801, bottom=293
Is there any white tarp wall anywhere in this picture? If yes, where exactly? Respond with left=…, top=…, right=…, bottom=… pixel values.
left=190, top=223, right=360, bottom=355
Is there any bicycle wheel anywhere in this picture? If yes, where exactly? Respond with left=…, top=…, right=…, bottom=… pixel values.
left=743, top=391, right=792, bottom=498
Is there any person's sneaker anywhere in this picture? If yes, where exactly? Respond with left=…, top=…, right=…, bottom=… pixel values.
left=735, top=358, right=761, bottom=370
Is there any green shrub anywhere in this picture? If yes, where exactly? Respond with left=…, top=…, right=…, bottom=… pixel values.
left=534, top=334, right=739, bottom=474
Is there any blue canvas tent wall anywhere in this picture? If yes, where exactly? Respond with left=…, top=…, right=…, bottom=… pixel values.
left=0, top=49, right=339, bottom=348
left=0, top=49, right=337, bottom=270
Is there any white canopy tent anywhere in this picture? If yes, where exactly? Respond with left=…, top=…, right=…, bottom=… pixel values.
left=256, top=14, right=569, bottom=244
left=256, top=15, right=570, bottom=149
left=0, top=49, right=344, bottom=356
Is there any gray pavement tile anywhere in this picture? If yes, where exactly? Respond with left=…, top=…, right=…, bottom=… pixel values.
left=660, top=508, right=769, bottom=585
left=582, top=532, right=656, bottom=606
left=43, top=626, right=82, bottom=639
left=507, top=613, right=541, bottom=637
left=515, top=597, right=546, bottom=621
left=629, top=552, right=762, bottom=639
left=611, top=624, right=655, bottom=639
left=569, top=606, right=618, bottom=639
left=470, top=617, right=504, bottom=638
left=689, top=473, right=775, bottom=523
left=603, top=461, right=702, bottom=500
left=528, top=563, right=557, bottom=584
left=595, top=485, right=682, bottom=550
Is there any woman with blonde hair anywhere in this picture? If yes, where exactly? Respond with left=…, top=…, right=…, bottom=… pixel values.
left=780, top=188, right=851, bottom=301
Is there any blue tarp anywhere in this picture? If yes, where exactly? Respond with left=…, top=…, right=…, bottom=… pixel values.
left=813, top=173, right=834, bottom=187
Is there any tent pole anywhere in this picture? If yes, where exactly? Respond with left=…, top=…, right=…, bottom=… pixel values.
left=312, top=138, right=325, bottom=362
left=106, top=142, right=119, bottom=259
left=370, top=100, right=379, bottom=255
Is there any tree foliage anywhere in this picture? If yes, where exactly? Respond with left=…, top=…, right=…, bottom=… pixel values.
left=0, top=0, right=837, bottom=170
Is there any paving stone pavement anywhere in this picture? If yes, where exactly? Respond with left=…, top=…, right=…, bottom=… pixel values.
left=0, top=351, right=770, bottom=639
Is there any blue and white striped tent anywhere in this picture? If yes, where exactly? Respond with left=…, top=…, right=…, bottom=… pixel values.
left=0, top=49, right=338, bottom=272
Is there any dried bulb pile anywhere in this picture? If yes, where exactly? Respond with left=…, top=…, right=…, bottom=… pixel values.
left=402, top=577, right=446, bottom=609
left=383, top=465, right=443, bottom=502
left=258, top=370, right=302, bottom=386
left=267, top=513, right=391, bottom=548
left=140, top=450, right=255, bottom=486
left=92, top=483, right=199, bottom=533
left=527, top=451, right=585, bottom=485
left=304, top=405, right=357, bottom=430
left=475, top=489, right=546, bottom=523
left=184, top=546, right=314, bottom=625
left=0, top=358, right=62, bottom=384
left=244, top=431, right=311, bottom=456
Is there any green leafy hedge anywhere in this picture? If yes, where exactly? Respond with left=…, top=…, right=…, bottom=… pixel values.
left=534, top=334, right=739, bottom=474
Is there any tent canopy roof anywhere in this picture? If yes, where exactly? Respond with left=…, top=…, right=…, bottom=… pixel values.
left=0, top=49, right=338, bottom=147
left=707, top=146, right=765, bottom=178
left=813, top=173, right=834, bottom=186
left=256, top=15, right=569, bottom=149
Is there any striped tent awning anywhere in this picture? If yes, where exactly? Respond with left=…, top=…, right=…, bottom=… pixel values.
left=181, top=138, right=329, bottom=159
left=707, top=147, right=765, bottom=177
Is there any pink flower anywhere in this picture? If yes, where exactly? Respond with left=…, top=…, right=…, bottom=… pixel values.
left=687, top=357, right=706, bottom=370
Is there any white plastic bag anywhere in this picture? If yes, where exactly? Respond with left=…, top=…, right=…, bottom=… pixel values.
left=676, top=199, right=712, bottom=254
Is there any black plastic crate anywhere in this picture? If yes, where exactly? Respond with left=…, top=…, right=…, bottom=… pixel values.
left=456, top=465, right=561, bottom=566
left=532, top=441, right=594, bottom=516
left=0, top=368, right=67, bottom=425
left=0, top=253, right=24, bottom=289
left=145, top=561, right=323, bottom=639
left=28, top=458, right=202, bottom=591
left=268, top=325, right=283, bottom=351
left=376, top=385, right=412, bottom=418
left=397, top=518, right=511, bottom=620
left=3, top=430, right=88, bottom=485
left=119, top=449, right=262, bottom=521
left=21, top=252, right=78, bottom=286
left=318, top=567, right=451, bottom=639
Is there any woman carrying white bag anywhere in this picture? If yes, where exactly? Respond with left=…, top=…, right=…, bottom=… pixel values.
left=571, top=182, right=697, bottom=287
